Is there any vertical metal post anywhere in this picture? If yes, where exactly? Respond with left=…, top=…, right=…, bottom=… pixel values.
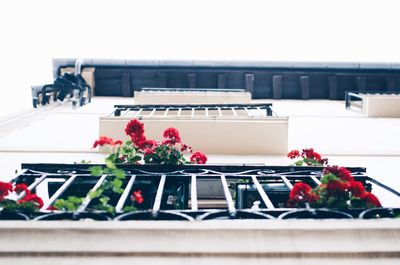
left=191, top=175, right=198, bottom=210
left=115, top=175, right=137, bottom=212
left=152, top=175, right=166, bottom=215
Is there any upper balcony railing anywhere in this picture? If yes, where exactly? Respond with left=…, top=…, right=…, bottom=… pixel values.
left=112, top=103, right=274, bottom=118
left=4, top=163, right=400, bottom=221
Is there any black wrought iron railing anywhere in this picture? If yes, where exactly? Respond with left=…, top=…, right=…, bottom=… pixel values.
left=112, top=103, right=274, bottom=117
left=3, top=164, right=400, bottom=221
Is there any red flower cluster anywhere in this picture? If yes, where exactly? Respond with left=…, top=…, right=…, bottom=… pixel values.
left=18, top=194, right=44, bottom=208
left=190, top=151, right=207, bottom=164
left=287, top=148, right=328, bottom=166
left=125, top=119, right=147, bottom=147
left=125, top=119, right=145, bottom=137
left=287, top=166, right=381, bottom=209
left=97, top=119, right=207, bottom=165
left=162, top=127, right=181, bottom=145
left=0, top=181, right=44, bottom=209
left=323, top=165, right=353, bottom=182
left=0, top=182, right=13, bottom=200
left=287, top=150, right=300, bottom=159
left=93, top=136, right=122, bottom=148
left=131, top=190, right=144, bottom=204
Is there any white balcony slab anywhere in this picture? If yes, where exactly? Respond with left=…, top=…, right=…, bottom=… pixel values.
left=0, top=220, right=399, bottom=265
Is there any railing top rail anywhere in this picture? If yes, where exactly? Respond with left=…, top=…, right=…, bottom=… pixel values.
left=114, top=103, right=272, bottom=110
left=19, top=163, right=366, bottom=175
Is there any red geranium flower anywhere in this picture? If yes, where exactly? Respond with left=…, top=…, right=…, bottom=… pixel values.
left=0, top=181, right=13, bottom=200
left=361, top=192, right=381, bottom=207
left=318, top=158, right=328, bottom=165
left=143, top=149, right=155, bottom=156
left=289, top=182, right=312, bottom=200
left=19, top=194, right=44, bottom=209
left=190, top=151, right=207, bottom=164
left=125, top=119, right=145, bottom=137
left=348, top=181, right=366, bottom=197
left=14, top=183, right=31, bottom=196
left=302, top=148, right=316, bottom=159
left=326, top=180, right=348, bottom=194
left=131, top=134, right=147, bottom=147
left=180, top=143, right=193, bottom=153
left=163, top=127, right=181, bottom=145
left=139, top=139, right=158, bottom=150
left=131, top=190, right=144, bottom=204
left=323, top=166, right=354, bottom=182
left=287, top=150, right=300, bottom=159
left=93, top=136, right=122, bottom=148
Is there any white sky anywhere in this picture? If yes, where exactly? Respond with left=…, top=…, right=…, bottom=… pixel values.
left=0, top=0, right=400, bottom=116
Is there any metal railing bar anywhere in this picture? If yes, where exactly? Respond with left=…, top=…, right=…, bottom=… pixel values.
left=220, top=175, right=236, bottom=214
left=310, top=175, right=322, bottom=185
left=218, top=107, right=223, bottom=116
left=19, top=174, right=49, bottom=201
left=149, top=108, right=156, bottom=117
left=115, top=175, right=137, bottom=213
left=191, top=108, right=195, bottom=116
left=134, top=108, right=143, bottom=117
left=152, top=174, right=166, bottom=214
left=256, top=107, right=265, bottom=117
left=121, top=108, right=131, bottom=117
left=366, top=177, right=400, bottom=197
left=76, top=174, right=107, bottom=213
left=231, top=107, right=238, bottom=116
left=41, top=175, right=78, bottom=211
left=251, top=175, right=275, bottom=209
left=163, top=108, right=169, bottom=116
left=191, top=174, right=198, bottom=210
left=205, top=107, right=209, bottom=117
left=177, top=108, right=182, bottom=117
left=281, top=176, right=294, bottom=189
left=244, top=107, right=251, bottom=117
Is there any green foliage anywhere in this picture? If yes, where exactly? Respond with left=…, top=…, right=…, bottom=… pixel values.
left=0, top=199, right=38, bottom=212
left=320, top=173, right=339, bottom=184
left=144, top=144, right=188, bottom=165
left=53, top=162, right=133, bottom=214
left=53, top=196, right=83, bottom=211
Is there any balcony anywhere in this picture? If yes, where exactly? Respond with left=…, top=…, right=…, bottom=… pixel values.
left=99, top=103, right=288, bottom=155
left=346, top=90, right=400, bottom=117
left=4, top=163, right=400, bottom=221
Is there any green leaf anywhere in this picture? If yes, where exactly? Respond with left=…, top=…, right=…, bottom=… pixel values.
left=89, top=166, right=103, bottom=176
left=99, top=196, right=110, bottom=205
left=132, top=155, right=142, bottom=162
left=123, top=205, right=137, bottom=212
left=112, top=178, right=122, bottom=188
left=105, top=159, right=117, bottom=170
left=294, top=160, right=304, bottom=166
left=113, top=169, right=126, bottom=179
left=88, top=189, right=103, bottom=199
left=321, top=173, right=339, bottom=184
left=67, top=196, right=83, bottom=204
